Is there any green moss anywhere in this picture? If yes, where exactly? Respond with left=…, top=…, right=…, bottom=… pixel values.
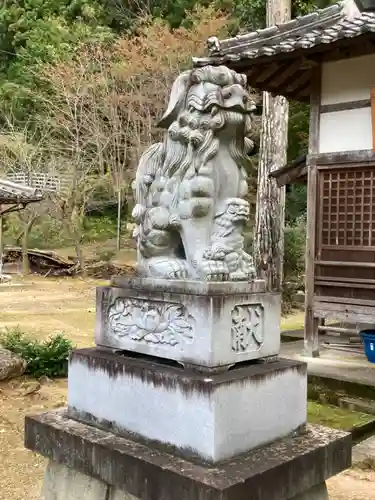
left=280, top=312, right=305, bottom=332
left=307, top=401, right=375, bottom=430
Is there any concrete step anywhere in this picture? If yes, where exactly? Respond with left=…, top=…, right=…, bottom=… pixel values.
left=353, top=435, right=375, bottom=465
left=339, top=396, right=375, bottom=416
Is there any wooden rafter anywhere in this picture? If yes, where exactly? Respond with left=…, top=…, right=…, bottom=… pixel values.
left=265, top=60, right=306, bottom=90
left=255, top=63, right=283, bottom=85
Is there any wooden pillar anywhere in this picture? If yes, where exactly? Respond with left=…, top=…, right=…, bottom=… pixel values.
left=254, top=0, right=291, bottom=292
left=304, top=66, right=321, bottom=358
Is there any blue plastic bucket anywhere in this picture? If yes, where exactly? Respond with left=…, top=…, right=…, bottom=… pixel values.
left=359, top=330, right=375, bottom=364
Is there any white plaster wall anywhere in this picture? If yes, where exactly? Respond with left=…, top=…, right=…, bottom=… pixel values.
left=68, top=358, right=307, bottom=462
left=319, top=107, right=372, bottom=153
left=319, top=54, right=375, bottom=153
left=321, top=54, right=375, bottom=105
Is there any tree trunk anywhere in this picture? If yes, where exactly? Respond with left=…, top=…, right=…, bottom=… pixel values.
left=0, top=215, right=3, bottom=278
left=74, top=241, right=85, bottom=272
left=253, top=0, right=291, bottom=292
left=22, top=218, right=37, bottom=275
left=116, top=189, right=122, bottom=252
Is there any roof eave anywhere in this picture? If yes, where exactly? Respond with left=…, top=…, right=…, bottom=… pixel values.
left=193, top=3, right=375, bottom=101
left=193, top=32, right=375, bottom=102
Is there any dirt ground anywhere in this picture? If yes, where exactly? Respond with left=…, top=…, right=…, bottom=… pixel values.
left=0, top=278, right=374, bottom=500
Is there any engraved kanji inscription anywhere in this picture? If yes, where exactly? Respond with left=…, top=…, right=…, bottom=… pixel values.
left=231, top=304, right=264, bottom=353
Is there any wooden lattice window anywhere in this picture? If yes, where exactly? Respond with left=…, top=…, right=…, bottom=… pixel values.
left=320, top=167, right=375, bottom=248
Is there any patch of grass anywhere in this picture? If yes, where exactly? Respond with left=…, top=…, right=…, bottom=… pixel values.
left=280, top=312, right=305, bottom=332
left=0, top=328, right=74, bottom=378
left=307, top=401, right=375, bottom=430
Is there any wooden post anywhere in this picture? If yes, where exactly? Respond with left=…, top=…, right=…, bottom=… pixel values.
left=304, top=66, right=322, bottom=358
left=370, top=87, right=375, bottom=151
left=254, top=0, right=291, bottom=292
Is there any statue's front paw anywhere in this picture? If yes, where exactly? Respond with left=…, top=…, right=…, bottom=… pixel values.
left=168, top=214, right=181, bottom=228
left=229, top=270, right=249, bottom=281
left=199, top=259, right=230, bottom=281
left=241, top=252, right=256, bottom=278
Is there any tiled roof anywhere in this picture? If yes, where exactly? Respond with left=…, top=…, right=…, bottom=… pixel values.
left=0, top=178, right=43, bottom=204
left=193, top=1, right=375, bottom=67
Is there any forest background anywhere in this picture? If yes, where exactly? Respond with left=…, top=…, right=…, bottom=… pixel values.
left=0, top=0, right=336, bottom=294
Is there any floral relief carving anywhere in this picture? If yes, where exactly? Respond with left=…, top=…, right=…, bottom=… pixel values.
left=231, top=304, right=264, bottom=353
left=108, top=298, right=194, bottom=346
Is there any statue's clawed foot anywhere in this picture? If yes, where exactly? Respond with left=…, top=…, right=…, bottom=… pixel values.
left=229, top=270, right=250, bottom=281
left=146, top=258, right=190, bottom=279
left=198, top=259, right=230, bottom=281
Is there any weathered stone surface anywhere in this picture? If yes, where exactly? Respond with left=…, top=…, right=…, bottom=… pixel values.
left=40, top=462, right=329, bottom=500
left=289, top=483, right=328, bottom=500
left=41, top=460, right=139, bottom=500
left=109, top=488, right=139, bottom=500
left=352, top=434, right=375, bottom=464
left=67, top=348, right=307, bottom=462
left=95, top=278, right=281, bottom=368
left=25, top=410, right=351, bottom=500
left=41, top=460, right=107, bottom=500
left=110, top=276, right=266, bottom=295
left=0, top=348, right=27, bottom=381
left=131, top=66, right=257, bottom=282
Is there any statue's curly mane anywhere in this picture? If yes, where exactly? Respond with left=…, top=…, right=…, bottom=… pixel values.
left=134, top=66, right=255, bottom=213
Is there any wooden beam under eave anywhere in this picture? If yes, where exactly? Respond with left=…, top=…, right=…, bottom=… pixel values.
left=263, top=69, right=311, bottom=103
left=287, top=70, right=312, bottom=95
left=293, top=85, right=312, bottom=102
left=255, top=63, right=283, bottom=85
left=265, top=60, right=306, bottom=91
left=272, top=165, right=308, bottom=187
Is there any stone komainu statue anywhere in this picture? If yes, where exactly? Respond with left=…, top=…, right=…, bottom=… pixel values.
left=132, top=65, right=257, bottom=281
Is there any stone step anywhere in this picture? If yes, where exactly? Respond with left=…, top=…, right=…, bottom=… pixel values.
left=353, top=435, right=375, bottom=465
left=338, top=396, right=375, bottom=416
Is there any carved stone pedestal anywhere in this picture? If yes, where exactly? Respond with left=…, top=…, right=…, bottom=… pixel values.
left=67, top=348, right=307, bottom=463
left=24, top=62, right=352, bottom=500
left=25, top=411, right=351, bottom=500
left=95, top=277, right=281, bottom=371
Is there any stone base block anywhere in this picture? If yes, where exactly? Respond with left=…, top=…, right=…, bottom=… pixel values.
left=67, top=348, right=307, bottom=463
left=25, top=411, right=351, bottom=500
left=41, top=461, right=135, bottom=500
left=40, top=461, right=330, bottom=500
left=291, top=484, right=329, bottom=500
left=95, top=277, right=281, bottom=370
